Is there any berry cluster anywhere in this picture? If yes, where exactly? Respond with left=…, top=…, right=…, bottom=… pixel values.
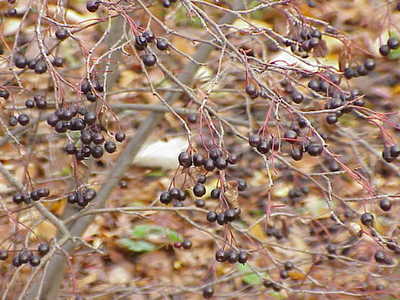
left=379, top=37, right=399, bottom=56
left=215, top=248, right=248, bottom=264
left=285, top=28, right=323, bottom=57
left=0, top=242, right=50, bottom=268
left=12, top=188, right=50, bottom=204
left=67, top=188, right=97, bottom=208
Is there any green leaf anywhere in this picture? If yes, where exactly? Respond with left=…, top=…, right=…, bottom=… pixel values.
left=146, top=169, right=167, bottom=177
left=118, top=238, right=157, bottom=253
left=131, top=225, right=183, bottom=242
left=237, top=263, right=264, bottom=285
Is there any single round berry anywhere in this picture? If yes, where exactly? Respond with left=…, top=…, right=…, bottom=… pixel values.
left=209, top=148, right=222, bottom=161
left=25, top=99, right=35, bottom=108
left=284, top=130, right=298, bottom=143
left=308, top=79, right=320, bottom=91
left=238, top=251, right=248, bottom=264
left=160, top=191, right=172, bottom=204
left=360, top=212, right=374, bottom=226
left=115, top=132, right=126, bottom=142
left=249, top=134, right=261, bottom=147
left=379, top=198, right=392, bottom=211
left=224, top=209, right=236, bottom=222
left=135, top=35, right=148, bottom=51
left=215, top=157, right=227, bottom=170
left=182, top=240, right=192, bottom=249
left=12, top=256, right=22, bottom=267
left=80, top=130, right=92, bottom=144
left=14, top=53, right=28, bottom=68
left=194, top=199, right=205, bottom=207
left=374, top=250, right=387, bottom=264
left=92, top=132, right=105, bottom=145
left=86, top=91, right=97, bottom=102
left=29, top=255, right=41, bottom=267
left=388, top=37, right=400, bottom=49
left=215, top=249, right=226, bottom=262
left=104, top=141, right=117, bottom=153
left=86, top=0, right=100, bottom=12
left=91, top=145, right=104, bottom=158
left=142, top=54, right=157, bottom=66
left=83, top=111, right=96, bottom=125
left=326, top=114, right=338, bottom=124
left=193, top=153, right=205, bottom=167
left=197, top=175, right=207, bottom=184
left=291, top=147, right=303, bottom=161
left=83, top=189, right=96, bottom=201
left=34, top=60, right=47, bottom=74
left=379, top=44, right=390, bottom=56
left=364, top=58, right=376, bottom=71
left=307, top=143, right=323, bottom=156
left=178, top=151, right=192, bottom=168
left=216, top=213, right=225, bottom=225
left=291, top=91, right=304, bottom=104
left=18, top=114, right=30, bottom=126
left=203, top=159, right=215, bottom=171
left=227, top=251, right=239, bottom=263
left=142, top=31, right=155, bottom=43
left=207, top=211, right=217, bottom=222
left=35, top=98, right=48, bottom=109
left=52, top=56, right=64, bottom=67
left=280, top=269, right=289, bottom=279
left=202, top=286, right=214, bottom=299
left=193, top=183, right=206, bottom=197
left=156, top=38, right=169, bottom=51
left=210, top=188, right=221, bottom=199
left=55, top=28, right=69, bottom=40
left=237, top=179, right=247, bottom=191
left=245, top=84, right=258, bottom=98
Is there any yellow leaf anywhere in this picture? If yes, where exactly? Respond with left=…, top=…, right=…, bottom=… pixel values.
left=249, top=223, right=267, bottom=241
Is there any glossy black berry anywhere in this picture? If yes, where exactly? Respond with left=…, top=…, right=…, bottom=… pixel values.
left=326, top=114, right=338, bottom=124
left=84, top=111, right=96, bottom=125
left=135, top=35, right=148, bottom=51
left=194, top=199, right=205, bottom=207
left=215, top=249, right=226, bottom=262
left=160, top=191, right=172, bottom=204
left=224, top=209, right=236, bottom=222
left=91, top=145, right=104, bottom=158
left=178, top=151, right=192, bottom=168
left=115, top=132, right=126, bottom=142
left=202, top=286, right=214, bottom=298
left=203, top=159, right=215, bottom=171
left=193, top=183, right=206, bottom=197
left=193, top=153, right=205, bottom=166
left=12, top=256, right=22, bottom=267
left=80, top=130, right=92, bottom=144
left=216, top=213, right=225, bottom=225
left=104, top=141, right=117, bottom=153
left=364, top=58, right=376, bottom=71
left=25, top=99, right=35, bottom=108
left=307, top=143, right=323, bottom=156
left=87, top=0, right=100, bottom=12
left=197, top=175, right=206, bottom=184
left=12, top=193, right=24, bottom=204
left=182, top=240, right=192, bottom=249
left=207, top=211, right=217, bottom=222
left=308, top=79, right=320, bottom=91
left=379, top=198, right=392, bottom=211
left=210, top=188, right=221, bottom=199
left=382, top=147, right=395, bottom=163
left=238, top=251, right=248, bottom=264
left=162, top=0, right=171, bottom=8
left=92, top=132, right=105, bottom=145
left=215, top=157, right=227, bottom=170
left=55, top=28, right=69, bottom=40
left=291, top=147, right=303, bottom=161
left=374, top=250, right=388, bottom=264
left=291, top=91, right=304, bottom=104
left=237, top=179, right=247, bottom=191
left=227, top=251, right=238, bottom=263
left=156, top=38, right=169, bottom=51
left=52, top=56, right=64, bottom=67
left=86, top=91, right=97, bottom=102
left=249, top=134, right=261, bottom=147
left=142, top=54, right=157, bottom=66
left=35, top=98, right=47, bottom=109
left=284, top=261, right=294, bottom=270
left=360, top=212, right=374, bottom=226
left=390, top=145, right=400, bottom=158
left=17, top=113, right=30, bottom=126
left=29, top=255, right=41, bottom=267
left=34, top=60, right=47, bottom=74
left=14, top=53, right=28, bottom=68
left=142, top=31, right=155, bottom=43
left=379, top=45, right=390, bottom=56
left=209, top=148, right=221, bottom=161
left=257, top=139, right=270, bottom=154
left=245, top=84, right=258, bottom=98
left=388, top=37, right=400, bottom=49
